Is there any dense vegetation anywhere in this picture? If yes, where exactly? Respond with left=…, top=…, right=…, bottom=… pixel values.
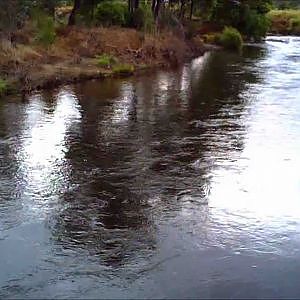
left=1, top=0, right=298, bottom=97
left=0, top=0, right=274, bottom=40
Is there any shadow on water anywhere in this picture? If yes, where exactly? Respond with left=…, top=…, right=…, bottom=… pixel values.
left=0, top=43, right=286, bottom=298
left=48, top=47, right=266, bottom=264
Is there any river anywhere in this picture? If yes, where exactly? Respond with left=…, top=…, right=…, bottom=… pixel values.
left=1, top=36, right=300, bottom=298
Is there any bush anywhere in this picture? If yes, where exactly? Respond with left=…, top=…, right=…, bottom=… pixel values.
left=131, top=7, right=145, bottom=29
left=130, top=4, right=155, bottom=33
left=32, top=10, right=56, bottom=46
left=220, top=26, right=243, bottom=51
left=96, top=54, right=118, bottom=68
left=95, top=1, right=127, bottom=26
left=36, top=17, right=56, bottom=46
left=0, top=79, right=8, bottom=97
left=140, top=4, right=155, bottom=33
left=113, top=64, right=135, bottom=75
left=244, top=9, right=270, bottom=41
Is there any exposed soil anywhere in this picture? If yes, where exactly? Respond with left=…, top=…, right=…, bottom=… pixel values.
left=0, top=26, right=218, bottom=95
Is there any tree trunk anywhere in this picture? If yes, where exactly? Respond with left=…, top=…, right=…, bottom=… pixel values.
left=190, top=0, right=194, bottom=19
left=68, top=0, right=81, bottom=26
left=151, top=0, right=156, bottom=13
left=154, top=0, right=162, bottom=18
left=179, top=0, right=185, bottom=19
left=43, top=0, right=55, bottom=17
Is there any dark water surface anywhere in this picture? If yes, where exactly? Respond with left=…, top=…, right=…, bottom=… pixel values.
left=1, top=36, right=300, bottom=298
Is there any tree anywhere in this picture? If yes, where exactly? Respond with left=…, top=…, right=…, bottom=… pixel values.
left=68, top=0, right=81, bottom=25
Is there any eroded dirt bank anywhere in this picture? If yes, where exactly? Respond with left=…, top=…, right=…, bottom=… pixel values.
left=0, top=26, right=217, bottom=94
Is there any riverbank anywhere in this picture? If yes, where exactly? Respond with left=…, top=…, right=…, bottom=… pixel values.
left=0, top=26, right=214, bottom=96
left=267, top=9, right=300, bottom=35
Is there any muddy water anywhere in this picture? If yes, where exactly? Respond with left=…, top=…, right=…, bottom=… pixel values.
left=1, top=36, right=300, bottom=298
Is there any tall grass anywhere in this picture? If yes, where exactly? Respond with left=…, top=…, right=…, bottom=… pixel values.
left=112, top=64, right=135, bottom=75
left=267, top=9, right=300, bottom=35
left=96, top=54, right=118, bottom=68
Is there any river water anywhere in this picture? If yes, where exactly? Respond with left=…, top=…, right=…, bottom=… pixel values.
left=1, top=36, right=300, bottom=298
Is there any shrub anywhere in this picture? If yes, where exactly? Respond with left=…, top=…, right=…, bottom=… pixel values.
left=131, top=7, right=145, bottom=30
left=0, top=79, right=8, bottom=97
left=96, top=54, right=118, bottom=68
left=220, top=26, right=243, bottom=51
left=141, top=4, right=155, bottom=33
left=36, top=17, right=56, bottom=46
left=32, top=10, right=56, bottom=46
left=113, top=64, right=135, bottom=75
left=95, top=1, right=127, bottom=26
left=244, top=9, right=270, bottom=41
left=130, top=4, right=155, bottom=33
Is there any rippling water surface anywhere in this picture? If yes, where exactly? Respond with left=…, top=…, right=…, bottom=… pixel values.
left=1, top=36, right=300, bottom=298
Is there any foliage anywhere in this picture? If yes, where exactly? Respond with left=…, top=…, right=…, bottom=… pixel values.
left=112, top=64, right=135, bottom=75
left=210, top=0, right=272, bottom=39
left=157, top=8, right=184, bottom=39
left=220, top=26, right=243, bottom=51
left=185, top=21, right=199, bottom=40
left=95, top=1, right=127, bottom=26
left=130, top=4, right=155, bottom=33
left=34, top=12, right=56, bottom=46
left=0, top=0, right=31, bottom=35
left=244, top=9, right=270, bottom=41
left=96, top=54, right=118, bottom=68
left=267, top=9, right=300, bottom=35
left=0, top=78, right=8, bottom=97
left=141, top=4, right=156, bottom=33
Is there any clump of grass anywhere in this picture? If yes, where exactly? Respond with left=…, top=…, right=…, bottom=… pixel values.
left=267, top=9, right=300, bottom=35
left=202, top=32, right=221, bottom=44
left=112, top=64, right=135, bottom=75
left=220, top=26, right=243, bottom=51
left=0, top=79, right=8, bottom=97
left=96, top=53, right=118, bottom=68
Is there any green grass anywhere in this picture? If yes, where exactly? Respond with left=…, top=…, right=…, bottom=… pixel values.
left=267, top=9, right=300, bottom=34
left=112, top=64, right=135, bottom=75
left=96, top=54, right=118, bottom=68
left=0, top=79, right=8, bottom=97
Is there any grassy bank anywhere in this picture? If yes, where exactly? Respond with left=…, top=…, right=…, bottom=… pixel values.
left=0, top=25, right=209, bottom=96
left=267, top=9, right=300, bottom=35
